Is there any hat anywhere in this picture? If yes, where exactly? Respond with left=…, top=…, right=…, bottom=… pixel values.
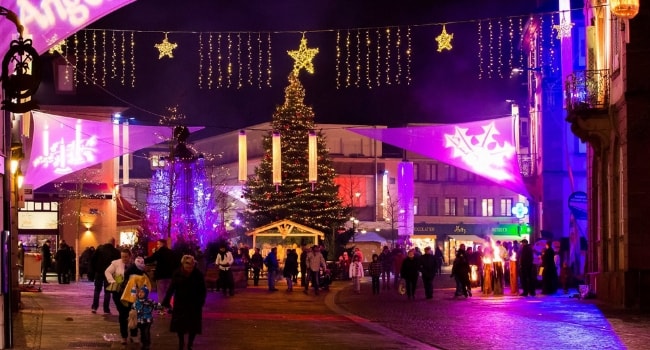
left=521, top=239, right=528, bottom=244
left=135, top=257, right=146, bottom=271
left=139, top=285, right=149, bottom=299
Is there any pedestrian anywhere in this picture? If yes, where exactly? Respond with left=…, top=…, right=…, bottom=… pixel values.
left=541, top=241, right=558, bottom=295
left=161, top=255, right=207, bottom=350
left=250, top=248, right=264, bottom=286
left=215, top=244, right=235, bottom=296
left=40, top=239, right=52, bottom=283
left=144, top=239, right=179, bottom=302
left=299, top=245, right=308, bottom=287
left=434, top=245, right=444, bottom=275
left=121, top=256, right=152, bottom=344
left=518, top=239, right=536, bottom=297
left=304, top=245, right=326, bottom=295
left=283, top=249, right=298, bottom=292
left=420, top=246, right=437, bottom=299
left=559, top=261, right=573, bottom=294
left=79, top=246, right=95, bottom=280
left=17, top=241, right=25, bottom=281
left=91, top=238, right=120, bottom=314
left=450, top=245, right=471, bottom=298
left=379, top=246, right=392, bottom=290
left=104, top=248, right=132, bottom=345
left=349, top=254, right=364, bottom=294
left=55, top=241, right=72, bottom=284
left=400, top=249, right=420, bottom=300
left=338, top=251, right=351, bottom=280
left=368, top=253, right=382, bottom=295
left=263, top=247, right=279, bottom=291
left=132, top=285, right=159, bottom=350
left=392, top=250, right=405, bottom=290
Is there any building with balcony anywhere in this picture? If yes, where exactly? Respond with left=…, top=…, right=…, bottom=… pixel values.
left=565, top=0, right=648, bottom=310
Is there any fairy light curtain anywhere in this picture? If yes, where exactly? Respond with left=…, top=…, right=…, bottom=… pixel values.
left=349, top=116, right=529, bottom=196
left=26, top=111, right=203, bottom=189
left=47, top=8, right=579, bottom=90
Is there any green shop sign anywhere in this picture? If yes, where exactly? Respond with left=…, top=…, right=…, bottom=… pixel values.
left=491, top=224, right=530, bottom=236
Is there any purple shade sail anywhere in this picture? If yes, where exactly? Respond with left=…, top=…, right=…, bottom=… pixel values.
left=1, top=0, right=135, bottom=55
left=25, top=111, right=203, bottom=189
left=349, top=117, right=529, bottom=196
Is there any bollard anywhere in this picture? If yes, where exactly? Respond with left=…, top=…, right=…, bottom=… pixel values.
left=493, top=261, right=504, bottom=295
left=509, top=260, right=518, bottom=295
left=483, top=263, right=493, bottom=295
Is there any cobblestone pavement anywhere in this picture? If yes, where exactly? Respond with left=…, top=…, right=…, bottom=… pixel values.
left=11, top=275, right=650, bottom=350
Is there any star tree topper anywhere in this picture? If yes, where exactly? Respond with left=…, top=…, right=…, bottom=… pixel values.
left=155, top=33, right=178, bottom=59
left=287, top=34, right=319, bottom=76
left=435, top=24, right=453, bottom=52
left=553, top=18, right=575, bottom=39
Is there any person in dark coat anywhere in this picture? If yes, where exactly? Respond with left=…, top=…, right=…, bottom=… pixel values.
left=541, top=241, right=558, bottom=295
left=79, top=246, right=95, bottom=280
left=250, top=248, right=264, bottom=286
left=55, top=241, right=73, bottom=284
left=91, top=238, right=120, bottom=314
left=518, top=239, right=536, bottom=297
left=450, top=245, right=471, bottom=298
left=400, top=249, right=420, bottom=300
left=419, top=246, right=438, bottom=299
left=41, top=240, right=52, bottom=283
left=162, top=255, right=207, bottom=350
left=283, top=249, right=299, bottom=292
left=145, top=239, right=179, bottom=302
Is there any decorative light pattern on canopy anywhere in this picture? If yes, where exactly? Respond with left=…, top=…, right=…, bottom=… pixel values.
left=349, top=117, right=528, bottom=196
left=26, top=111, right=203, bottom=189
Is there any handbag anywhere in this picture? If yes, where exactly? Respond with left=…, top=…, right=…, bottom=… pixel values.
left=128, top=309, right=138, bottom=330
left=106, top=281, right=122, bottom=293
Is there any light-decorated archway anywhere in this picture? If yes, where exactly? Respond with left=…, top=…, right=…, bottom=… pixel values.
left=246, top=219, right=324, bottom=255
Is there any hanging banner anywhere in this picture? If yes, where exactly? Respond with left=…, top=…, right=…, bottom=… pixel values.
left=1, top=0, right=135, bottom=54
left=349, top=117, right=529, bottom=196
left=25, top=111, right=203, bottom=189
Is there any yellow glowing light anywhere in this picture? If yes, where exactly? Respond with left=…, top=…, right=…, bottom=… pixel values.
left=48, top=40, right=65, bottom=54
left=610, top=0, right=639, bottom=19
left=287, top=34, right=319, bottom=76
left=155, top=33, right=178, bottom=59
left=553, top=19, right=574, bottom=39
left=435, top=24, right=453, bottom=52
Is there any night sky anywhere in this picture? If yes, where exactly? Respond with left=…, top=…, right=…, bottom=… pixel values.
left=37, top=0, right=539, bottom=136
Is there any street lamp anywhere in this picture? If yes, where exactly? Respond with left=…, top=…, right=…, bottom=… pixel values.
left=350, top=217, right=359, bottom=243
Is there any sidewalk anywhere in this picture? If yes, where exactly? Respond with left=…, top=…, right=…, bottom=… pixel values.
left=11, top=275, right=650, bottom=350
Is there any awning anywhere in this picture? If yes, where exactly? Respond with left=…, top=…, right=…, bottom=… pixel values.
left=117, top=197, right=142, bottom=226
left=447, top=235, right=486, bottom=243
left=34, top=182, right=113, bottom=199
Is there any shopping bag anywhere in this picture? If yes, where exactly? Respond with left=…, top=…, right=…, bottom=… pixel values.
left=398, top=279, right=406, bottom=295
left=128, top=309, right=138, bottom=330
left=538, top=267, right=544, bottom=276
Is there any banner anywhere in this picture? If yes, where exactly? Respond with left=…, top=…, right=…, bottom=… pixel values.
left=349, top=117, right=528, bottom=196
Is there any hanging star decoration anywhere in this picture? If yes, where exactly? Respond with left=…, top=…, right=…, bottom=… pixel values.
left=287, top=34, right=319, bottom=76
left=444, top=122, right=516, bottom=181
left=48, top=40, right=66, bottom=55
left=435, top=24, right=454, bottom=52
left=155, top=32, right=178, bottom=59
left=553, top=18, right=575, bottom=39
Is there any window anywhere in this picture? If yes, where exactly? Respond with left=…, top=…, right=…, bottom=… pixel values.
left=414, top=197, right=419, bottom=216
left=150, top=153, right=167, bottom=168
left=426, top=164, right=438, bottom=181
left=500, top=198, right=513, bottom=216
left=413, top=163, right=420, bottom=181
left=428, top=197, right=438, bottom=216
left=463, top=198, right=476, bottom=216
left=444, top=198, right=457, bottom=216
left=481, top=198, right=494, bottom=217
left=448, top=166, right=457, bottom=181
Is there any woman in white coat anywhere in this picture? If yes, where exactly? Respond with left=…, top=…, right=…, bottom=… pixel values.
left=105, top=248, right=132, bottom=345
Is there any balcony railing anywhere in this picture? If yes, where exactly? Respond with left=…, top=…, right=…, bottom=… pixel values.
left=518, top=153, right=536, bottom=177
left=565, top=69, right=610, bottom=113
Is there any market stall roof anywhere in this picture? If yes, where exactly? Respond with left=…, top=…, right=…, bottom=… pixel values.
left=447, top=235, right=486, bottom=243
left=245, top=219, right=324, bottom=249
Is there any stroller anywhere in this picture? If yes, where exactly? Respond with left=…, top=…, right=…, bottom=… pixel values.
left=319, top=269, right=332, bottom=291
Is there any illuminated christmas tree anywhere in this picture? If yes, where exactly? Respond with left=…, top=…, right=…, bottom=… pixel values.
left=243, top=72, right=350, bottom=239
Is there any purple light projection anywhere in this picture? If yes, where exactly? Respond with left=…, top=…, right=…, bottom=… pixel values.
left=397, top=161, right=414, bottom=237
left=26, top=111, right=203, bottom=189
left=1, top=0, right=135, bottom=54
left=349, top=116, right=528, bottom=196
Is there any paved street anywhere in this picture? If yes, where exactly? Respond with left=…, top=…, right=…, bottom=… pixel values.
left=11, top=274, right=650, bottom=350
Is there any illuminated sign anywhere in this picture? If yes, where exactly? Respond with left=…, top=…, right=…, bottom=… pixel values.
left=2, top=0, right=135, bottom=54
left=511, top=202, right=529, bottom=219
left=349, top=117, right=529, bottom=196
left=26, top=111, right=204, bottom=189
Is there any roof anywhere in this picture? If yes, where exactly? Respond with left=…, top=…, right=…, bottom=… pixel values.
left=246, top=219, right=324, bottom=239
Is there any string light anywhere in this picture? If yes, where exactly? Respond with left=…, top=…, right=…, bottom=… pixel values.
left=385, top=28, right=391, bottom=85
left=91, top=30, right=96, bottom=83
left=257, top=32, right=262, bottom=89
left=518, top=17, right=524, bottom=69
left=498, top=19, right=503, bottom=78
left=287, top=33, right=319, bottom=75
left=355, top=29, right=360, bottom=88
left=406, top=26, right=411, bottom=85
left=335, top=30, right=341, bottom=89
left=508, top=18, right=514, bottom=75
left=110, top=31, right=116, bottom=79
left=365, top=30, right=371, bottom=88
left=154, top=32, right=177, bottom=59
left=549, top=13, right=557, bottom=74
left=488, top=20, right=494, bottom=79
left=435, top=24, right=453, bottom=52
left=345, top=30, right=350, bottom=87
left=130, top=31, right=135, bottom=87
left=478, top=20, right=483, bottom=79
left=247, top=32, right=253, bottom=86
left=395, top=26, right=401, bottom=84
left=83, top=30, right=88, bottom=84
left=198, top=33, right=203, bottom=88
left=217, top=33, right=222, bottom=88
left=227, top=33, right=232, bottom=88
left=375, top=29, right=381, bottom=87
left=538, top=15, right=544, bottom=69
left=237, top=33, right=242, bottom=89
left=121, top=31, right=126, bottom=85
left=266, top=32, right=272, bottom=87
left=63, top=37, right=71, bottom=86
left=101, top=30, right=106, bottom=86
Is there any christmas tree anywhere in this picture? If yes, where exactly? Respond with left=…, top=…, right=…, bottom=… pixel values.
left=243, top=38, right=350, bottom=239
